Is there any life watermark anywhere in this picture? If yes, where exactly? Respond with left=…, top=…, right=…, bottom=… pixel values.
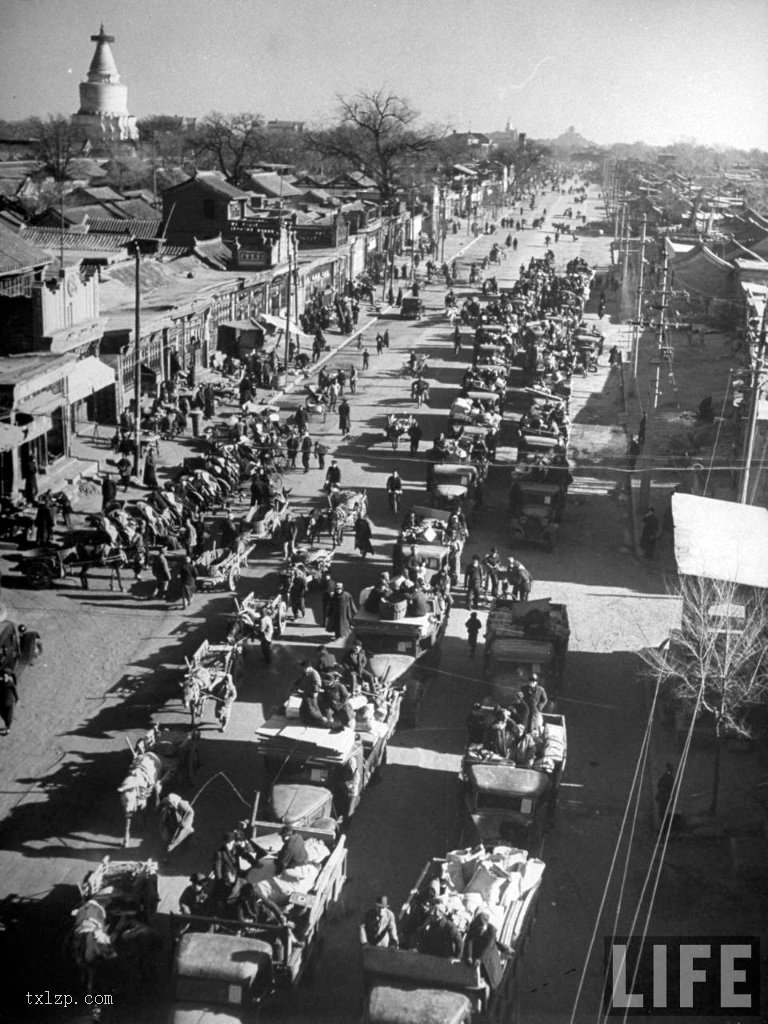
left=26, top=992, right=113, bottom=1008
left=604, top=937, right=761, bottom=1016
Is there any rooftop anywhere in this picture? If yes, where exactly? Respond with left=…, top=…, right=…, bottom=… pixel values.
left=0, top=223, right=52, bottom=276
left=672, top=493, right=768, bottom=589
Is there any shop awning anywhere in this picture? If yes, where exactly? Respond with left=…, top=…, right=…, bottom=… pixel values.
left=255, top=312, right=312, bottom=339
left=0, top=422, right=26, bottom=452
left=67, top=356, right=115, bottom=403
left=672, top=492, right=768, bottom=589
left=16, top=390, right=63, bottom=417
left=14, top=414, right=53, bottom=441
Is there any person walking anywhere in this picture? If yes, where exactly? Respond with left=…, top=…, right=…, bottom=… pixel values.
left=281, top=514, right=298, bottom=559
left=325, top=582, right=357, bottom=640
left=0, top=668, right=18, bottom=734
left=288, top=569, right=308, bottom=619
left=640, top=508, right=660, bottom=561
left=215, top=676, right=237, bottom=732
left=506, top=557, right=532, bottom=601
left=464, top=555, right=485, bottom=609
left=349, top=365, right=358, bottom=395
left=483, top=548, right=502, bottom=599
left=286, top=431, right=299, bottom=469
left=34, top=499, right=55, bottom=546
left=314, top=441, right=327, bottom=471
left=363, top=348, right=370, bottom=370
left=465, top=611, right=482, bottom=657
left=143, top=448, right=159, bottom=489
left=376, top=333, right=384, bottom=356
left=300, top=432, right=312, bottom=473
left=360, top=896, right=399, bottom=949
left=383, top=329, right=390, bottom=349
left=408, top=420, right=423, bottom=455
left=259, top=609, right=274, bottom=665
left=151, top=547, right=171, bottom=601
left=101, top=472, right=118, bottom=510
left=354, top=515, right=374, bottom=559
left=338, top=398, right=351, bottom=439
left=24, top=455, right=39, bottom=505
left=180, top=555, right=197, bottom=610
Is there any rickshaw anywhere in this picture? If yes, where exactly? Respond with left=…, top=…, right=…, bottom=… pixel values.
left=427, top=463, right=478, bottom=509
left=510, top=504, right=560, bottom=550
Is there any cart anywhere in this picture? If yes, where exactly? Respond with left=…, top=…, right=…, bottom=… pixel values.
left=227, top=590, right=288, bottom=644
left=194, top=540, right=254, bottom=592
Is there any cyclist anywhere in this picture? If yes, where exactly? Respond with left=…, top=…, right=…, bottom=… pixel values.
left=386, top=469, right=403, bottom=514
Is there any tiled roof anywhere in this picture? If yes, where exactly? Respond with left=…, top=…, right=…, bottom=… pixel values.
left=18, top=227, right=131, bottom=253
left=87, top=218, right=161, bottom=237
left=244, top=171, right=301, bottom=198
left=164, top=172, right=249, bottom=200
left=0, top=222, right=52, bottom=275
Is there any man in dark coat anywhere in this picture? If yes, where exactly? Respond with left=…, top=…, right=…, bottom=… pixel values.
left=300, top=432, right=312, bottom=472
left=413, top=903, right=464, bottom=959
left=325, top=582, right=357, bottom=639
left=0, top=668, right=19, bottom=733
left=338, top=399, right=351, bottom=438
left=151, top=549, right=171, bottom=600
left=275, top=825, right=309, bottom=874
left=344, top=640, right=376, bottom=692
left=179, top=556, right=197, bottom=610
left=408, top=421, right=423, bottom=454
left=34, top=499, right=55, bottom=546
left=101, top=473, right=118, bottom=510
left=324, top=460, right=341, bottom=492
left=354, top=515, right=374, bottom=558
left=463, top=911, right=510, bottom=988
left=520, top=674, right=548, bottom=735
left=464, top=555, right=485, bottom=609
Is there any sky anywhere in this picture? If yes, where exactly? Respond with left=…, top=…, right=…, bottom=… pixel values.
left=2, top=0, right=767, bottom=150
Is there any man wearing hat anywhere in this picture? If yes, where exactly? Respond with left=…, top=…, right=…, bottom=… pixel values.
left=521, top=674, right=548, bottom=735
left=325, top=581, right=357, bottom=640
left=159, top=792, right=195, bottom=857
left=344, top=639, right=376, bottom=693
left=360, top=896, right=399, bottom=948
left=300, top=674, right=335, bottom=728
left=213, top=828, right=266, bottom=905
left=179, top=873, right=211, bottom=927
left=324, top=459, right=342, bottom=494
left=315, top=645, right=338, bottom=676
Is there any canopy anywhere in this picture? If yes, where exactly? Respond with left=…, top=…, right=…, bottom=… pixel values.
left=672, top=493, right=768, bottom=589
left=0, top=422, right=26, bottom=452
left=255, top=312, right=312, bottom=340
left=16, top=390, right=63, bottom=417
left=67, top=356, right=115, bottom=403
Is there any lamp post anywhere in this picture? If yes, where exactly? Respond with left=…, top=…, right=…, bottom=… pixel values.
left=283, top=216, right=297, bottom=379
left=132, top=240, right=142, bottom=478
left=739, top=306, right=767, bottom=504
left=638, top=249, right=670, bottom=511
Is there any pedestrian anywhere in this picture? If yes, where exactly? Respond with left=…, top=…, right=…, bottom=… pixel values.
left=640, top=508, right=660, bottom=560
left=349, top=365, right=358, bottom=395
left=314, top=441, right=327, bottom=470
left=325, top=581, right=357, bottom=640
left=117, top=455, right=132, bottom=491
left=286, top=431, right=299, bottom=469
left=376, top=333, right=384, bottom=356
left=0, top=668, right=18, bottom=734
left=360, top=896, right=399, bottom=949
left=324, top=459, right=341, bottom=493
left=180, top=555, right=197, bottom=610
left=520, top=674, right=548, bottom=735
left=506, top=557, right=532, bottom=601
left=408, top=420, right=423, bottom=455
left=483, top=548, right=502, bottom=598
left=289, top=569, right=307, bottom=619
left=215, top=676, right=237, bottom=732
left=151, top=547, right=171, bottom=600
left=354, top=515, right=374, bottom=558
left=453, top=326, right=462, bottom=356
left=363, top=348, right=370, bottom=370
left=383, top=329, right=390, bottom=349
left=259, top=609, right=274, bottom=665
left=159, top=793, right=195, bottom=857
left=101, top=472, right=118, bottom=509
left=143, top=448, right=159, bottom=490
left=281, top=514, right=298, bottom=559
left=338, top=398, right=351, bottom=438
left=109, top=554, right=126, bottom=593
left=301, top=432, right=312, bottom=473
left=327, top=380, right=339, bottom=412
left=656, top=763, right=675, bottom=824
left=466, top=611, right=482, bottom=656
left=24, top=455, right=39, bottom=505
left=34, top=499, right=55, bottom=546
left=464, top=555, right=485, bottom=609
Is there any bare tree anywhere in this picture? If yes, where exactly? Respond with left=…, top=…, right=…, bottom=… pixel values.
left=192, top=111, right=265, bottom=184
left=308, top=89, right=442, bottom=203
left=29, top=115, right=88, bottom=182
left=641, top=575, right=768, bottom=815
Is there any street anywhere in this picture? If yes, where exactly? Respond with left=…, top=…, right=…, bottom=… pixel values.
left=1, top=183, right=686, bottom=1024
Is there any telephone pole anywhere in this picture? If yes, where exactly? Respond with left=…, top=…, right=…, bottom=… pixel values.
left=638, top=248, right=670, bottom=511
left=739, top=306, right=767, bottom=503
left=630, top=214, right=647, bottom=393
left=132, top=241, right=142, bottom=477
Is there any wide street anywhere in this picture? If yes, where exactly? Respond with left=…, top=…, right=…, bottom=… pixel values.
left=1, top=183, right=692, bottom=1024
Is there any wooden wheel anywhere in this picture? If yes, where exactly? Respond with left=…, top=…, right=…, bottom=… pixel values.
left=227, top=565, right=240, bottom=591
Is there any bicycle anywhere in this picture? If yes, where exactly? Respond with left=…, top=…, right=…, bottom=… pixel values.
left=388, top=489, right=402, bottom=515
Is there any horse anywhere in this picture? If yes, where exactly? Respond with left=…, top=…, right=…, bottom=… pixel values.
left=305, top=507, right=345, bottom=547
left=181, top=664, right=232, bottom=725
left=117, top=751, right=165, bottom=847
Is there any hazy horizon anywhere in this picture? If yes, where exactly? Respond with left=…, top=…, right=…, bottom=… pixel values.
left=2, top=0, right=767, bottom=151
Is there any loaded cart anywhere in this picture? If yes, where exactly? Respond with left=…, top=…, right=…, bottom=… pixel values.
left=194, top=539, right=254, bottom=592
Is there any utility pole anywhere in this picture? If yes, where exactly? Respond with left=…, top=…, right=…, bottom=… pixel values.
left=638, top=248, right=669, bottom=510
left=132, top=241, right=142, bottom=477
left=630, top=214, right=647, bottom=394
left=283, top=219, right=294, bottom=379
left=739, top=307, right=767, bottom=503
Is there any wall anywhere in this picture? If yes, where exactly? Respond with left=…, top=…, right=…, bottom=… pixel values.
left=163, top=183, right=230, bottom=244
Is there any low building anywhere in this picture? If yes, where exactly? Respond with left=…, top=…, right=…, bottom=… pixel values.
left=161, top=172, right=253, bottom=245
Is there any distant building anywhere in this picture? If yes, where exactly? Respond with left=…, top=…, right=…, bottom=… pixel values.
left=72, top=25, right=138, bottom=143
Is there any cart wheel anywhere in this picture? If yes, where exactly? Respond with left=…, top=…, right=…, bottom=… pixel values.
left=276, top=601, right=287, bottom=636
left=227, top=566, right=240, bottom=591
